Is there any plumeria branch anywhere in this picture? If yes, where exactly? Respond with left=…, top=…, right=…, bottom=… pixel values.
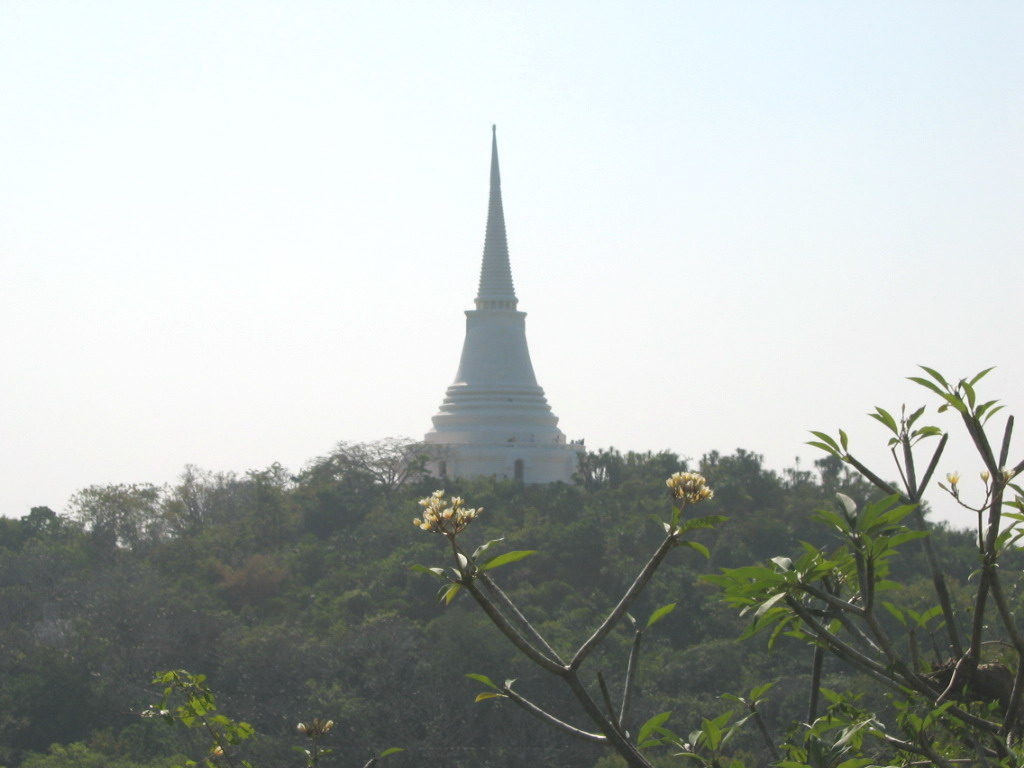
left=847, top=439, right=963, bottom=656
left=563, top=671, right=654, bottom=768
left=878, top=732, right=958, bottom=768
left=570, top=532, right=677, bottom=670
left=411, top=480, right=719, bottom=768
left=571, top=471, right=714, bottom=670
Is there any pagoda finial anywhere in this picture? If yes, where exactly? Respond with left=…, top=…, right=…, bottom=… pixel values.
left=475, top=125, right=517, bottom=310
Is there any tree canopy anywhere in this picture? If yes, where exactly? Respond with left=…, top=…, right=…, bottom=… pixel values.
left=0, top=436, right=999, bottom=768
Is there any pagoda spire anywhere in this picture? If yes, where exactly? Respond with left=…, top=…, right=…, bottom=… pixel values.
left=424, top=127, right=582, bottom=485
left=475, top=125, right=518, bottom=310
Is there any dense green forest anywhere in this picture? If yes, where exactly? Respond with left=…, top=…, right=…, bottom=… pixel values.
left=0, top=442, right=1001, bottom=767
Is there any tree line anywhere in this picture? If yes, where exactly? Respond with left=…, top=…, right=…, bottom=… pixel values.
left=1, top=372, right=1018, bottom=767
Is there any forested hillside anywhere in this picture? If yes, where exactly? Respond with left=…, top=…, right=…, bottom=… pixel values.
left=0, top=444, right=992, bottom=768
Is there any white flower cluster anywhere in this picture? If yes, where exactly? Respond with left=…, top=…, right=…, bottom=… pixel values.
left=297, top=718, right=334, bottom=737
left=666, top=472, right=714, bottom=505
left=413, top=490, right=482, bottom=536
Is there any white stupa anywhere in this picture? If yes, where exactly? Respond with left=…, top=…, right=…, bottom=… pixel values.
left=425, top=127, right=582, bottom=484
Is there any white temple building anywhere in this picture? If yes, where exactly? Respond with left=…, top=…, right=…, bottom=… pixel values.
left=425, top=127, right=582, bottom=484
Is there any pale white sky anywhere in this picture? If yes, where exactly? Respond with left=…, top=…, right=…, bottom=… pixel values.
left=2, top=2, right=1021, bottom=527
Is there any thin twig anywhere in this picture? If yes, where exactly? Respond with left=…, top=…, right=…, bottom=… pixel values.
left=936, top=653, right=973, bottom=710
left=501, top=686, right=607, bottom=743
left=619, top=629, right=643, bottom=730
left=597, top=672, right=626, bottom=738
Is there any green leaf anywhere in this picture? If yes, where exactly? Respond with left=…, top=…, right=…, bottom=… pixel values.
left=836, top=493, right=857, bottom=517
left=378, top=747, right=405, bottom=758
left=918, top=604, right=943, bottom=626
left=839, top=429, right=849, bottom=451
left=969, top=366, right=995, bottom=386
left=465, top=673, right=498, bottom=689
left=919, top=365, right=950, bottom=389
left=474, top=692, right=506, bottom=702
left=819, top=687, right=845, bottom=705
left=646, top=602, right=677, bottom=629
left=680, top=540, right=710, bottom=559
left=768, top=616, right=794, bottom=649
left=961, top=379, right=977, bottom=409
left=813, top=508, right=850, bottom=532
left=809, top=431, right=841, bottom=452
left=754, top=592, right=788, bottom=619
left=882, top=601, right=905, bottom=625
left=982, top=404, right=1005, bottom=424
left=410, top=564, right=447, bottom=579
left=975, top=400, right=999, bottom=419
left=442, top=583, right=462, bottom=605
left=887, top=530, right=928, bottom=547
left=906, top=405, right=926, bottom=428
left=481, top=550, right=537, bottom=571
left=908, top=376, right=947, bottom=398
left=807, top=440, right=840, bottom=456
left=703, top=711, right=733, bottom=750
left=868, top=408, right=898, bottom=435
left=749, top=680, right=776, bottom=700
left=938, top=391, right=968, bottom=414
left=472, top=537, right=504, bottom=560
left=637, top=711, right=672, bottom=745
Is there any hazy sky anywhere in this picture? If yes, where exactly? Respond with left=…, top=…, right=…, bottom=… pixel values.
left=2, top=2, right=1021, bottom=527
